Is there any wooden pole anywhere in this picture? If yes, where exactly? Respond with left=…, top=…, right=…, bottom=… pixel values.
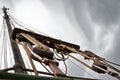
left=20, top=42, right=38, bottom=75
left=20, top=33, right=65, bottom=76
left=2, top=7, right=26, bottom=73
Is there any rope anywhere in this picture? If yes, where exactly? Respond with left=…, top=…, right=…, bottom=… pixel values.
left=20, top=42, right=38, bottom=75
left=58, top=44, right=94, bottom=61
left=92, top=64, right=120, bottom=80
left=102, top=60, right=120, bottom=73
left=63, top=60, right=67, bottom=75
left=6, top=26, right=15, bottom=69
left=68, top=59, right=96, bottom=78
left=0, top=40, right=5, bottom=69
left=0, top=20, right=5, bottom=69
left=3, top=19, right=8, bottom=68
left=53, top=49, right=68, bottom=75
left=40, top=63, right=51, bottom=73
left=69, top=55, right=93, bottom=70
left=10, top=17, right=33, bottom=32
left=22, top=42, right=51, bottom=74
left=54, top=51, right=68, bottom=74
left=103, top=59, right=120, bottom=67
left=27, top=43, right=57, bottom=74
left=53, top=49, right=63, bottom=59
left=4, top=34, right=8, bottom=68
left=60, top=53, right=68, bottom=75
left=53, top=49, right=69, bottom=61
left=8, top=14, right=49, bottom=36
left=9, top=17, right=16, bottom=29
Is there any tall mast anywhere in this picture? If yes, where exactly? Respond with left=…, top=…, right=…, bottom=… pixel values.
left=2, top=7, right=26, bottom=73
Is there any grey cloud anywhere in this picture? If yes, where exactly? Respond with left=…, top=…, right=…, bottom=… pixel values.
left=111, top=27, right=120, bottom=63
left=87, top=0, right=120, bottom=27
left=86, top=0, right=120, bottom=60
left=62, top=0, right=95, bottom=42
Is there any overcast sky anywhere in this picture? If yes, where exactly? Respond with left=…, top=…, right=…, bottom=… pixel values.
left=0, top=0, right=120, bottom=80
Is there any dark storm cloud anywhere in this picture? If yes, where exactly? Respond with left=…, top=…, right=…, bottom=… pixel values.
left=87, top=0, right=120, bottom=26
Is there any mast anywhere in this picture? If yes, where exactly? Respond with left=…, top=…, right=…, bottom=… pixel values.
left=2, top=7, right=26, bottom=73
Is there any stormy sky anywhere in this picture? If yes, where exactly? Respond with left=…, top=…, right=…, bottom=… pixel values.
left=0, top=0, right=120, bottom=80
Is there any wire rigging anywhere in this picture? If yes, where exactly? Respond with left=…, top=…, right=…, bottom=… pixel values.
left=68, top=59, right=96, bottom=78
left=103, top=59, right=120, bottom=67
left=9, top=15, right=33, bottom=32
left=63, top=60, right=67, bottom=75
left=0, top=18, right=15, bottom=71
left=53, top=49, right=69, bottom=61
left=6, top=23, right=15, bottom=68
left=53, top=49, right=68, bottom=75
left=8, top=13, right=49, bottom=36
left=3, top=19, right=8, bottom=68
left=4, top=29, right=8, bottom=68
left=0, top=31, right=5, bottom=69
left=0, top=19, right=5, bottom=69
left=40, top=63, right=51, bottom=74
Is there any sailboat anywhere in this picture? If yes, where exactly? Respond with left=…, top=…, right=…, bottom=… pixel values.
left=0, top=7, right=120, bottom=80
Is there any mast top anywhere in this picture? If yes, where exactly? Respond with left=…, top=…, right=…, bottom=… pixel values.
left=2, top=6, right=9, bottom=19
left=2, top=6, right=9, bottom=11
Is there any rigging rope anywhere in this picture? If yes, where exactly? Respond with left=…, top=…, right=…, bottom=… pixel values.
left=53, top=49, right=68, bottom=75
left=53, top=49, right=93, bottom=76
left=8, top=13, right=49, bottom=36
left=103, top=59, right=120, bottom=67
left=69, top=55, right=92, bottom=70
left=1, top=18, right=19, bottom=72
left=9, top=18, right=16, bottom=29
left=68, top=59, right=96, bottom=78
left=0, top=20, right=5, bottom=69
left=63, top=60, right=67, bottom=75
left=4, top=32, right=8, bottom=68
left=20, top=42, right=38, bottom=75
left=9, top=16, right=33, bottom=32
left=6, top=24, right=15, bottom=69
left=40, top=63, right=51, bottom=74
left=27, top=42, right=56, bottom=74
left=3, top=19, right=8, bottom=68
left=22, top=42, right=52, bottom=75
left=53, top=49, right=69, bottom=61
left=102, top=60, right=120, bottom=73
